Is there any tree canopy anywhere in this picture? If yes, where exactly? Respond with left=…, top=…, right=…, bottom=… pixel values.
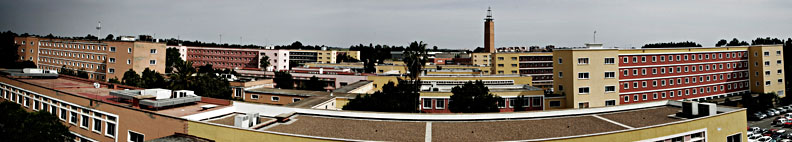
left=300, top=76, right=326, bottom=91
left=165, top=47, right=182, bottom=73
left=260, top=54, right=271, bottom=71
left=349, top=43, right=403, bottom=73
left=0, top=101, right=74, bottom=142
left=403, top=41, right=428, bottom=80
left=274, top=71, right=295, bottom=89
left=0, top=31, right=36, bottom=69
left=641, top=41, right=701, bottom=48
left=448, top=81, right=502, bottom=113
left=343, top=79, right=419, bottom=112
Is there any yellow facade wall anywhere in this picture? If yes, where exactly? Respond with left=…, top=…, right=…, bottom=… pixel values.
left=491, top=53, right=521, bottom=75
left=187, top=121, right=337, bottom=142
left=546, top=109, right=747, bottom=142
left=748, top=45, right=786, bottom=97
left=471, top=52, right=492, bottom=69
left=554, top=49, right=621, bottom=108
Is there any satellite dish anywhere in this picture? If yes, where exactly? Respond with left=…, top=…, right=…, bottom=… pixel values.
left=93, top=82, right=100, bottom=88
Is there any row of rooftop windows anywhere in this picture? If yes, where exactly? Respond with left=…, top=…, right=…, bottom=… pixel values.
left=1, top=84, right=119, bottom=139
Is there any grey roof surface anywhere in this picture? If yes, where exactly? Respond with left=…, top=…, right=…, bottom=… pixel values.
left=332, top=80, right=372, bottom=93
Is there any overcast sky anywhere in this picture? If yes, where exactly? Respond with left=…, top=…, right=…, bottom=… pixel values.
left=1, top=0, right=790, bottom=49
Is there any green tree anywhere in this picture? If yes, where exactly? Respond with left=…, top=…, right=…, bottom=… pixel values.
left=513, top=95, right=526, bottom=112
left=715, top=39, right=728, bottom=47
left=121, top=69, right=141, bottom=87
left=403, top=41, right=428, bottom=80
left=343, top=79, right=419, bottom=112
left=0, top=101, right=74, bottom=141
left=727, top=38, right=749, bottom=46
left=105, top=34, right=114, bottom=40
left=76, top=68, right=89, bottom=79
left=641, top=41, right=701, bottom=48
left=166, top=60, right=231, bottom=99
left=0, top=31, right=21, bottom=68
left=449, top=81, right=502, bottom=113
left=165, top=47, right=182, bottom=73
left=141, top=68, right=166, bottom=88
left=108, top=77, right=121, bottom=84
left=300, top=76, right=325, bottom=91
left=274, top=71, right=295, bottom=89
left=58, top=65, right=76, bottom=76
left=260, top=55, right=271, bottom=71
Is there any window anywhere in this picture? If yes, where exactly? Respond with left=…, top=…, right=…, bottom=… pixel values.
left=549, top=101, right=561, bottom=107
left=558, top=85, right=563, bottom=91
left=778, top=60, right=782, bottom=65
left=129, top=131, right=144, bottom=142
left=641, top=56, right=646, bottom=62
left=605, top=100, right=616, bottom=106
left=653, top=93, right=658, bottom=99
left=726, top=133, right=741, bottom=142
left=81, top=115, right=89, bottom=128
left=651, top=56, right=656, bottom=62
left=60, top=108, right=67, bottom=120
left=126, top=59, right=131, bottom=64
left=605, top=86, right=615, bottom=92
left=604, top=72, right=615, bottom=78
left=435, top=99, right=445, bottom=109
left=150, top=49, right=157, bottom=54
left=604, top=58, right=615, bottom=64
left=623, top=70, right=628, bottom=76
left=578, top=102, right=589, bottom=108
left=558, top=58, right=563, bottom=64
left=623, top=57, right=628, bottom=63
left=632, top=69, right=638, bottom=75
left=574, top=86, right=592, bottom=94
left=764, top=51, right=770, bottom=56
left=110, top=47, right=116, bottom=52
left=558, top=72, right=563, bottom=78
left=93, top=118, right=102, bottom=132
left=632, top=57, right=638, bottom=63
left=578, top=72, right=589, bottom=79
left=766, top=81, right=771, bottom=86
left=765, top=61, right=770, bottom=66
left=624, top=83, right=629, bottom=89
left=127, top=48, right=132, bottom=53
left=660, top=56, right=665, bottom=61
left=251, top=94, right=259, bottom=99
left=497, top=57, right=504, bottom=60
left=578, top=58, right=589, bottom=64
left=271, top=96, right=280, bottom=101
left=642, top=94, right=647, bottom=100
left=109, top=68, right=115, bottom=74
left=642, top=69, right=647, bottom=75
left=70, top=112, right=78, bottom=124
left=624, top=96, right=629, bottom=102
left=109, top=58, right=116, bottom=63
left=149, top=60, right=156, bottom=65
left=498, top=99, right=506, bottom=108
left=422, top=99, right=432, bottom=109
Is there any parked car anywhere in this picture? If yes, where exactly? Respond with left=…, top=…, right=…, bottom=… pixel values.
left=784, top=113, right=792, bottom=119
left=766, top=110, right=777, bottom=116
left=772, top=109, right=783, bottom=114
left=751, top=127, right=762, bottom=132
left=780, top=139, right=792, bottom=142
left=779, top=107, right=789, bottom=113
left=756, top=136, right=773, bottom=142
left=749, top=134, right=763, bottom=139
left=780, top=133, right=792, bottom=140
left=775, top=118, right=787, bottom=125
left=783, top=120, right=792, bottom=128
left=752, top=112, right=769, bottom=120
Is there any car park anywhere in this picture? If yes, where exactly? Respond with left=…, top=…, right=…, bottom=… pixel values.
left=749, top=134, right=763, bottom=139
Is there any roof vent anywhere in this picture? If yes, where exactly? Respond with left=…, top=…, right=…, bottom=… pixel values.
left=676, top=101, right=717, bottom=118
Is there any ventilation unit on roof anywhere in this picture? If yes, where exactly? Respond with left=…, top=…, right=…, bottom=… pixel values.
left=676, top=101, right=717, bottom=118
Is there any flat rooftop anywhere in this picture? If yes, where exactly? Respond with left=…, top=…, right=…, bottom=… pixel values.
left=16, top=78, right=228, bottom=117
left=184, top=101, right=743, bottom=141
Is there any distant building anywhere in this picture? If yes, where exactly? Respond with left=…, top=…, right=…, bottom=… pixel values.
left=15, top=36, right=167, bottom=81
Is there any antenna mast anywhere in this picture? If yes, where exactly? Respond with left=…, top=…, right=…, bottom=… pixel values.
left=593, top=30, right=597, bottom=43
left=96, top=21, right=102, bottom=40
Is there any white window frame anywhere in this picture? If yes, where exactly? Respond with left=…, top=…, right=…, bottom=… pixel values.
left=271, top=96, right=280, bottom=101
left=578, top=72, right=589, bottom=79
left=128, top=130, right=145, bottom=142
left=578, top=87, right=590, bottom=94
